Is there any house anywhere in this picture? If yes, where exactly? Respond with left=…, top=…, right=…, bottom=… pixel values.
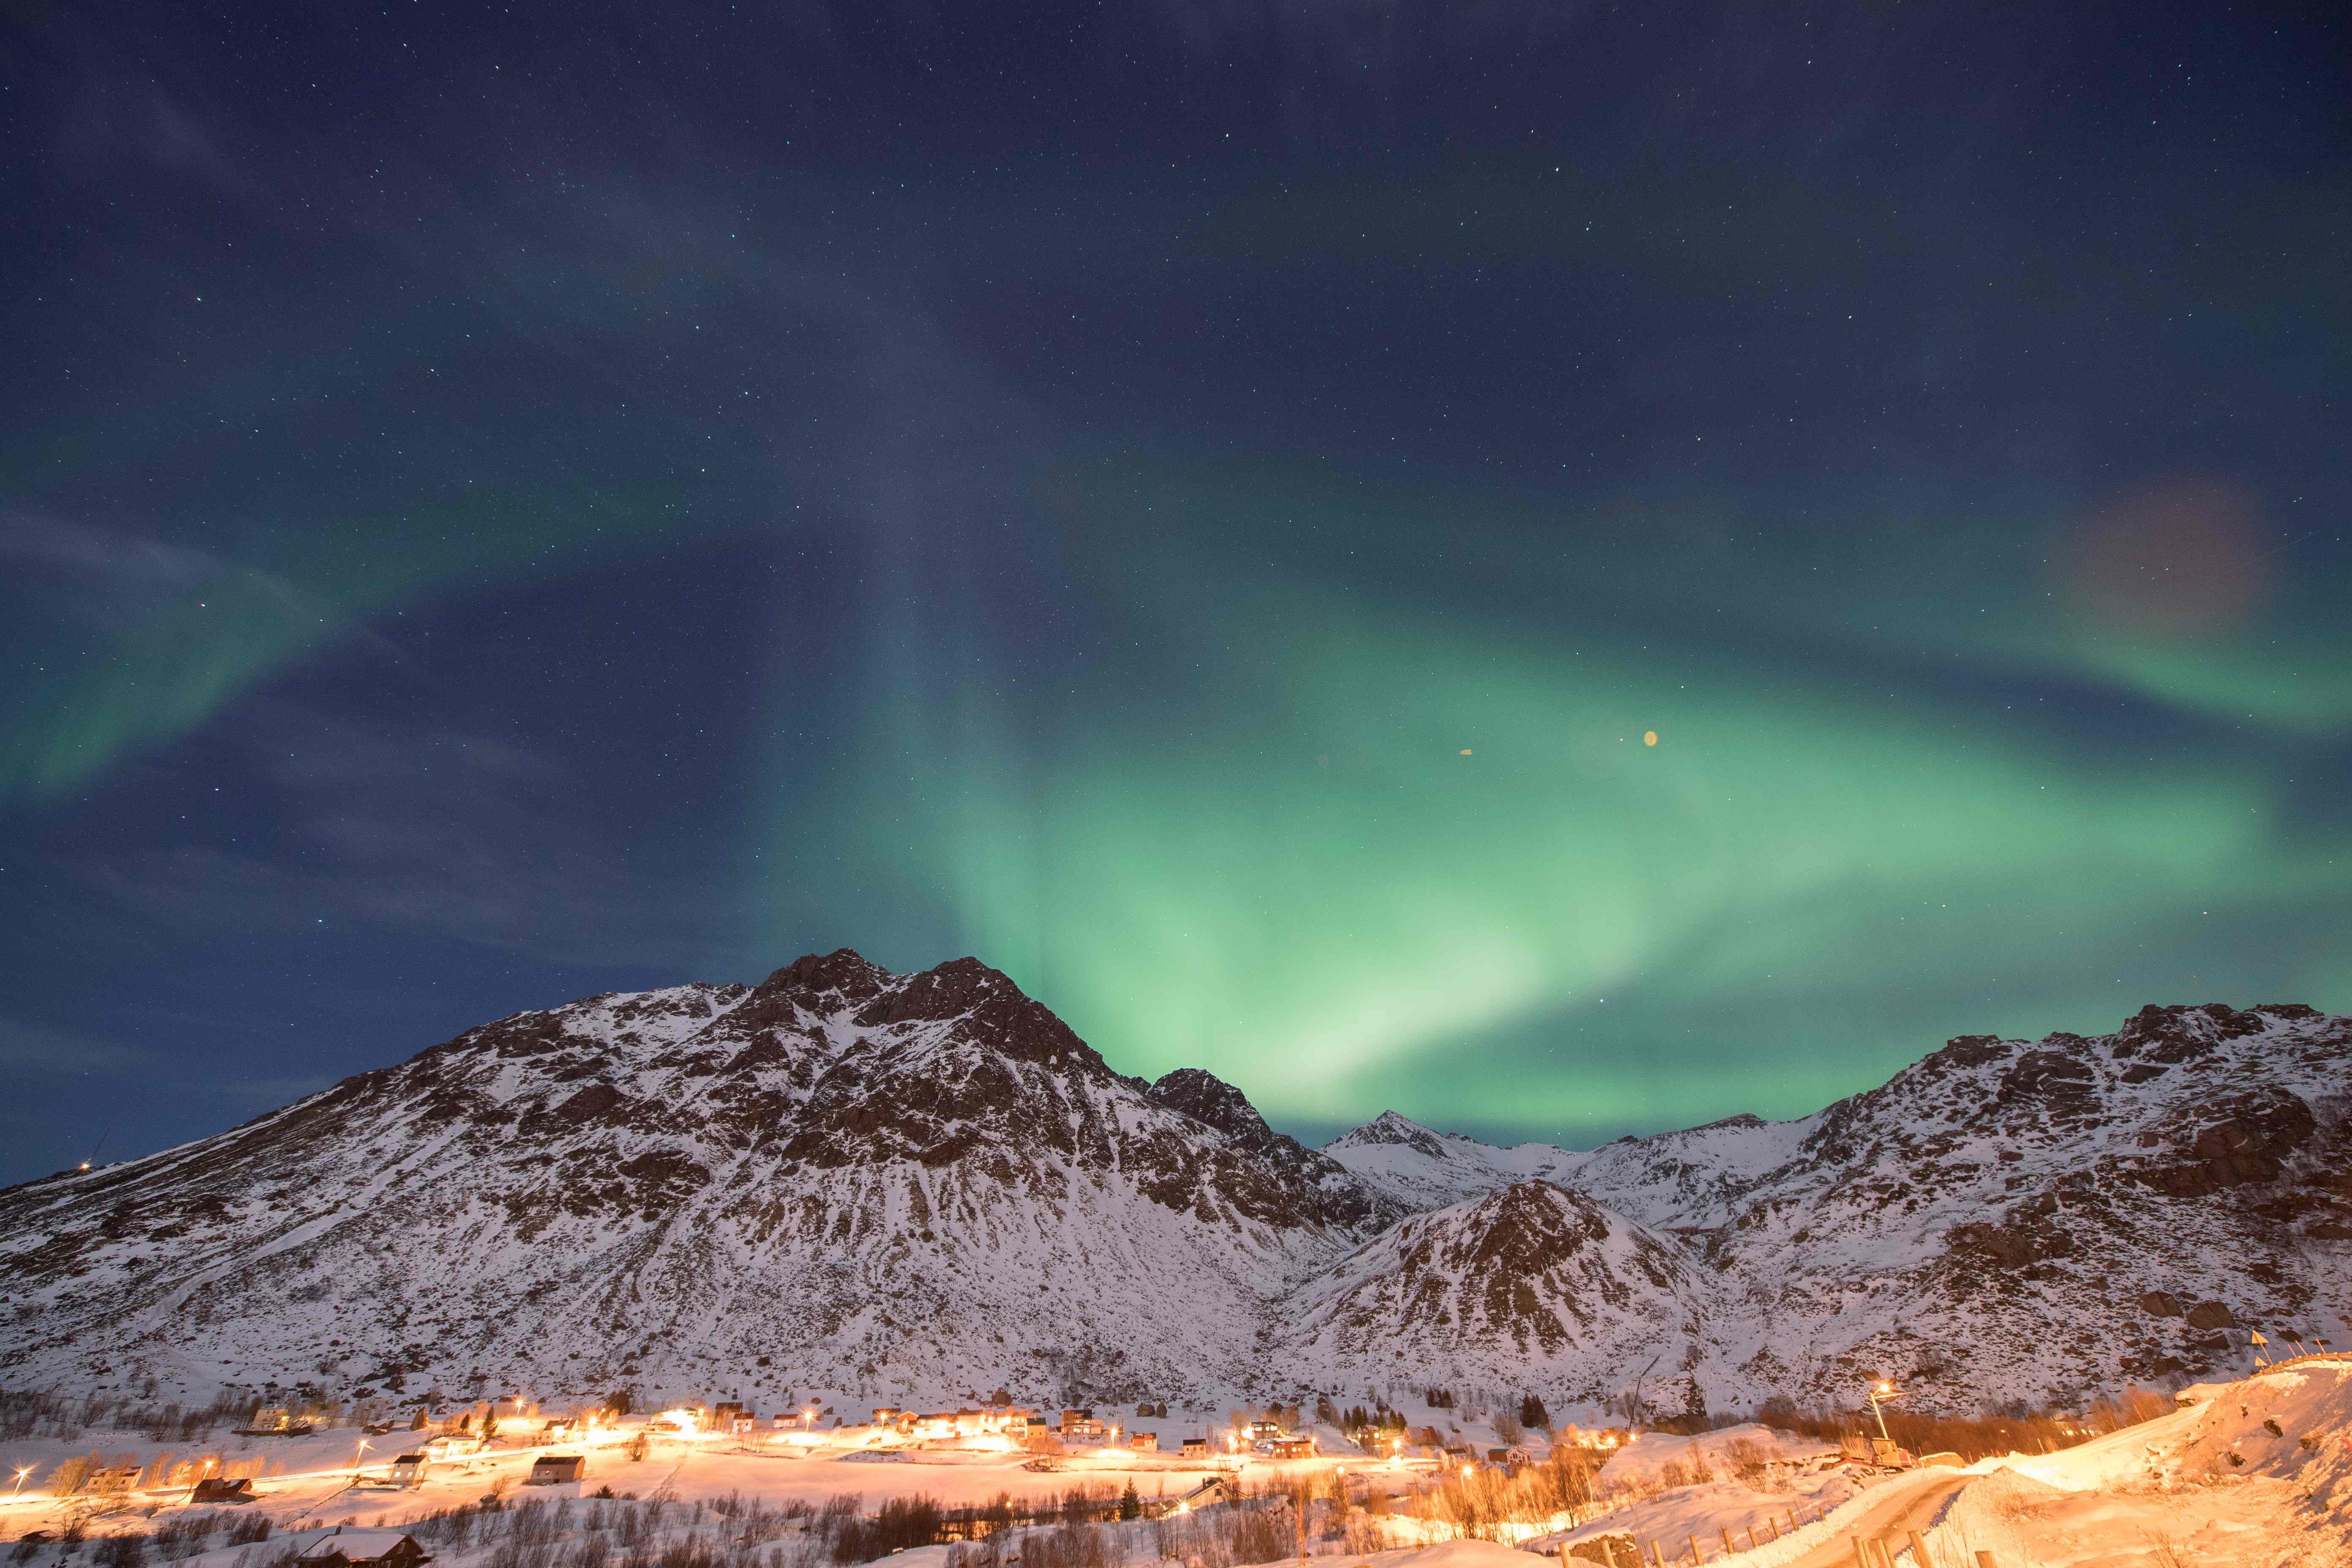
left=191, top=1477, right=256, bottom=1504
left=421, top=1435, right=482, bottom=1459
left=1266, top=1437, right=1315, bottom=1459
left=293, top=1531, right=433, bottom=1568
left=1127, top=1432, right=1159, bottom=1452
left=1149, top=1477, right=1224, bottom=1517
left=235, top=1407, right=315, bottom=1437
left=387, top=1454, right=429, bottom=1489
left=527, top=1455, right=585, bottom=1486
left=1179, top=1437, right=1210, bottom=1458
left=1247, top=1421, right=1283, bottom=1443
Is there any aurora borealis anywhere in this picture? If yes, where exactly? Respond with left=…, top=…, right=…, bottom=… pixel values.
left=3, top=2, right=2348, bottom=1181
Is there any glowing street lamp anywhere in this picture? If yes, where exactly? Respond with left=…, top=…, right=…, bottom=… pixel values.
left=1866, top=1381, right=1902, bottom=1443
left=353, top=1440, right=370, bottom=1483
left=11, top=1466, right=32, bottom=1497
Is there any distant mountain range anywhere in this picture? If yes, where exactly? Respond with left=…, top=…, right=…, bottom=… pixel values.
left=2, top=950, right=2345, bottom=1419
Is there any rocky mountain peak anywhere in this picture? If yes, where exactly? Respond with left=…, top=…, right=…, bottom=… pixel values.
left=758, top=946, right=893, bottom=1005
left=1148, top=1067, right=1272, bottom=1141
left=1, top=984, right=2342, bottom=1417
left=1328, top=1110, right=1449, bottom=1158
left=1278, top=1178, right=1697, bottom=1402
left=850, top=956, right=1104, bottom=1075
left=2114, top=999, right=2290, bottom=1062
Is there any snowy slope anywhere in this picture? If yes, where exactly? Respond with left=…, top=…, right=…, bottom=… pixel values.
left=1323, top=1002, right=2352, bottom=1414
left=1321, top=1112, right=1590, bottom=1210
left=0, top=951, right=1400, bottom=1410
left=1274, top=1181, right=1706, bottom=1407
left=1664, top=1004, right=2352, bottom=1413
left=2, top=966, right=2346, bottom=1421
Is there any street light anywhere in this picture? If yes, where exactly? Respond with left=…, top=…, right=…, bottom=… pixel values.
left=11, top=1466, right=31, bottom=1497
left=353, top=1440, right=370, bottom=1483
left=1866, top=1382, right=1902, bottom=1443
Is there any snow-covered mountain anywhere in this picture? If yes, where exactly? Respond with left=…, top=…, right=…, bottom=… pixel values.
left=1, top=956, right=2345, bottom=1420
left=1277, top=1181, right=1707, bottom=1407
left=1331, top=1002, right=2352, bottom=1417
left=0, top=951, right=1399, bottom=1412
left=1321, top=1111, right=1587, bottom=1210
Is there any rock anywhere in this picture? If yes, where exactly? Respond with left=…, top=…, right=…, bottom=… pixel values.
left=1996, top=1051, right=2098, bottom=1116
left=2130, top=1089, right=2317, bottom=1195
left=2118, top=1002, right=2268, bottom=1065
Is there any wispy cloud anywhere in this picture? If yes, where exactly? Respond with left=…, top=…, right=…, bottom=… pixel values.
left=0, top=1015, right=159, bottom=1075
left=79, top=702, right=725, bottom=973
left=1, top=512, right=408, bottom=806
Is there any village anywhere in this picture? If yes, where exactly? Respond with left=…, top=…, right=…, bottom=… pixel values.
left=0, top=1387, right=1546, bottom=1514
left=7, top=1358, right=2344, bottom=1568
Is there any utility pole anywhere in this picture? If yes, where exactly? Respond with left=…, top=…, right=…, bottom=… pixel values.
left=1866, top=1381, right=1902, bottom=1443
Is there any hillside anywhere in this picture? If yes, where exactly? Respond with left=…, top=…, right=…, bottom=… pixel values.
left=0, top=951, right=1396, bottom=1410
left=2, top=958, right=2346, bottom=1419
left=1333, top=1002, right=2352, bottom=1414
left=1275, top=1180, right=1707, bottom=1406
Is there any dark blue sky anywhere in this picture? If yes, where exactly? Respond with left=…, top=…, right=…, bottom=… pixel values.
left=4, top=0, right=2348, bottom=1184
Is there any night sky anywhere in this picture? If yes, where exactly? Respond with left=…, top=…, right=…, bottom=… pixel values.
left=4, top=2, right=2349, bottom=1185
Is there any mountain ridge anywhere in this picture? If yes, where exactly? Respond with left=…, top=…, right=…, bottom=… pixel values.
left=2, top=959, right=2344, bottom=1422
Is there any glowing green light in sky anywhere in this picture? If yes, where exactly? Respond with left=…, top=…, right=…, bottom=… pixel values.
left=750, top=460, right=2352, bottom=1138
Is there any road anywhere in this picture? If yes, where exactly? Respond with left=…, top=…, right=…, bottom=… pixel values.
left=1777, top=1469, right=1971, bottom=1568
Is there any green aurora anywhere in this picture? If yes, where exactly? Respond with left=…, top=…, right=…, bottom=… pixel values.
left=5, top=108, right=2349, bottom=1168
left=754, top=460, right=2352, bottom=1137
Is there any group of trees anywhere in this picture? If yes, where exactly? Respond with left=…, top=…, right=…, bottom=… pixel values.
left=1756, top=1385, right=2177, bottom=1462
left=0, top=1390, right=253, bottom=1446
left=1334, top=1390, right=1549, bottom=1451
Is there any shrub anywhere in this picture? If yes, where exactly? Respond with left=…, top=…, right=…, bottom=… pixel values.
left=828, top=1495, right=942, bottom=1563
